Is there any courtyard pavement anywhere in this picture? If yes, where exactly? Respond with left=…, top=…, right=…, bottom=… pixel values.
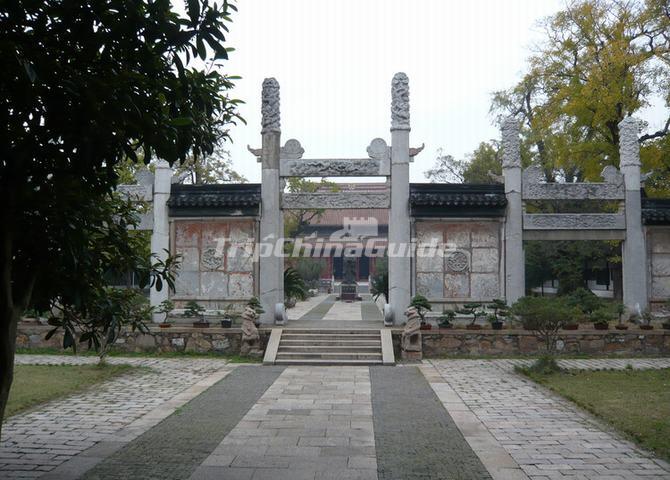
left=1, top=355, right=669, bottom=479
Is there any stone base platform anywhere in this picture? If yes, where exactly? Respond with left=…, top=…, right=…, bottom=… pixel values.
left=16, top=322, right=670, bottom=357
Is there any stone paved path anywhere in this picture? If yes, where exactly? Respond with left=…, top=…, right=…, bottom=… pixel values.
left=81, top=366, right=284, bottom=480
left=3, top=356, right=670, bottom=479
left=190, top=366, right=377, bottom=480
left=370, top=366, right=492, bottom=480
left=1, top=355, right=231, bottom=479
left=429, top=359, right=670, bottom=480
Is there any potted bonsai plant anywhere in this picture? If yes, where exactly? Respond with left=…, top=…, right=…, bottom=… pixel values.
left=613, top=303, right=628, bottom=330
left=410, top=294, right=432, bottom=330
left=247, top=296, right=265, bottom=327
left=184, top=300, right=208, bottom=328
left=639, top=309, right=654, bottom=330
left=590, top=307, right=612, bottom=330
left=157, top=299, right=175, bottom=329
left=488, top=298, right=508, bottom=330
left=438, top=309, right=456, bottom=329
left=458, top=303, right=485, bottom=330
left=662, top=299, right=670, bottom=330
left=218, top=307, right=232, bottom=328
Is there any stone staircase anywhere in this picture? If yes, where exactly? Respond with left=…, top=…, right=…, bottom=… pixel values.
left=263, top=328, right=395, bottom=365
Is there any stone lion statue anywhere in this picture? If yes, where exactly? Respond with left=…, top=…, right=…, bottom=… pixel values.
left=401, top=306, right=422, bottom=359
left=240, top=306, right=261, bottom=356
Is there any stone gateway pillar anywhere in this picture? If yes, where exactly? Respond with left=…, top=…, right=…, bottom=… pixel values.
left=502, top=118, right=524, bottom=305
left=389, top=73, right=412, bottom=324
left=259, top=78, right=285, bottom=324
left=150, top=160, right=172, bottom=322
left=619, top=117, right=648, bottom=314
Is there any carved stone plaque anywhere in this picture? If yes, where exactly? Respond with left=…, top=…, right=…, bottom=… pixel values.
left=446, top=251, right=469, bottom=272
left=201, top=248, right=224, bottom=270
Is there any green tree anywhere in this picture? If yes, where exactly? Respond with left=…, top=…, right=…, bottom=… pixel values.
left=425, top=141, right=506, bottom=184
left=0, top=0, right=240, bottom=433
left=491, top=0, right=670, bottom=192
left=175, top=148, right=247, bottom=184
left=284, top=178, right=339, bottom=238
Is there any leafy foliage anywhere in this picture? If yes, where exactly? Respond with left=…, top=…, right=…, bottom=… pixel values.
left=284, top=267, right=308, bottom=305
left=284, top=178, right=339, bottom=238
left=512, top=297, right=580, bottom=354
left=409, top=294, right=432, bottom=323
left=247, top=296, right=265, bottom=315
left=292, top=258, right=325, bottom=289
left=0, top=0, right=240, bottom=429
left=174, top=149, right=247, bottom=185
left=490, top=0, right=670, bottom=192
left=457, top=303, right=486, bottom=326
left=183, top=301, right=205, bottom=318
left=425, top=142, right=505, bottom=183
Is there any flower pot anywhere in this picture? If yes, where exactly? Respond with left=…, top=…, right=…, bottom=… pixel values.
left=563, top=323, right=579, bottom=330
left=439, top=323, right=453, bottom=329
left=663, top=322, right=670, bottom=330
left=639, top=324, right=654, bottom=330
left=158, top=323, right=172, bottom=329
left=220, top=319, right=232, bottom=328
left=193, top=321, right=210, bottom=328
left=419, top=323, right=432, bottom=331
left=466, top=324, right=482, bottom=330
left=593, top=322, right=609, bottom=330
left=614, top=324, right=629, bottom=330
left=491, top=321, right=503, bottom=330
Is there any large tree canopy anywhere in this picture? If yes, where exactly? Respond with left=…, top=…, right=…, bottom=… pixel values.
left=491, top=0, right=670, bottom=190
left=0, top=0, right=241, bottom=435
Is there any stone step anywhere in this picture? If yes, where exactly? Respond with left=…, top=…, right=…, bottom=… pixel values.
left=283, top=329, right=381, bottom=335
left=278, top=345, right=382, bottom=353
left=276, top=352, right=383, bottom=360
left=280, top=340, right=381, bottom=347
left=281, top=333, right=380, bottom=341
left=274, top=358, right=384, bottom=366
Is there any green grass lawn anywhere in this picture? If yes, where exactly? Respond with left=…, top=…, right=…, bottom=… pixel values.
left=6, top=364, right=134, bottom=418
left=522, top=367, right=670, bottom=462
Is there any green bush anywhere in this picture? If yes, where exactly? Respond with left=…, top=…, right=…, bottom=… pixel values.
left=511, top=296, right=579, bottom=354
left=293, top=258, right=324, bottom=289
left=409, top=294, right=432, bottom=323
left=566, top=288, right=604, bottom=315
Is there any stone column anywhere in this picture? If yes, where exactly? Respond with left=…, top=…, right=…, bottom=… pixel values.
left=389, top=72, right=412, bottom=324
left=619, top=117, right=648, bottom=313
left=502, top=118, right=524, bottom=305
left=150, top=160, right=172, bottom=322
left=258, top=78, right=284, bottom=324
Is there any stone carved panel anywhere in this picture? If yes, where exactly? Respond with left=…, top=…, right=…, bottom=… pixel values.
left=523, top=214, right=626, bottom=230
left=282, top=192, right=390, bottom=209
left=501, top=118, right=521, bottom=168
left=117, top=184, right=152, bottom=201
left=280, top=158, right=387, bottom=177
left=446, top=251, right=469, bottom=272
left=201, top=248, right=224, bottom=270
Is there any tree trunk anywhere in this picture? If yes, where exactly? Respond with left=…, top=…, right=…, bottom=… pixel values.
left=0, top=306, right=20, bottom=440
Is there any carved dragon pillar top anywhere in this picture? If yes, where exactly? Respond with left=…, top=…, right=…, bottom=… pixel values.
left=261, top=77, right=280, bottom=135
left=618, top=116, right=640, bottom=168
left=391, top=72, right=410, bottom=131
left=501, top=117, right=521, bottom=169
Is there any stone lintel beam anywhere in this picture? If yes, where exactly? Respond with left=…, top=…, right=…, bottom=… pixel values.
left=282, top=192, right=390, bottom=210
left=523, top=213, right=626, bottom=230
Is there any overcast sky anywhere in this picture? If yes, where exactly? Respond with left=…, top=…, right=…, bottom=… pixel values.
left=219, top=0, right=667, bottom=183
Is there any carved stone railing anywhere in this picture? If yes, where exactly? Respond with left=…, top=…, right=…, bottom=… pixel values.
left=277, top=138, right=391, bottom=177
left=522, top=165, right=624, bottom=200
left=282, top=192, right=390, bottom=209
